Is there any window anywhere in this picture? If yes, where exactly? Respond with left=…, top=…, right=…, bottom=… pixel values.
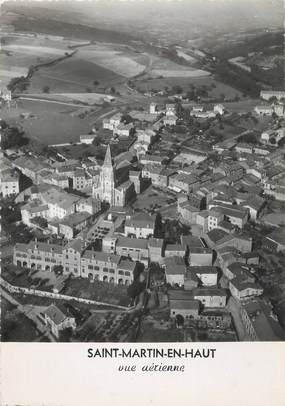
left=94, top=266, right=99, bottom=271
left=103, top=267, right=108, bottom=273
left=125, top=271, right=130, bottom=276
left=88, top=265, right=93, bottom=270
left=118, top=270, right=124, bottom=275
left=109, top=269, right=115, bottom=274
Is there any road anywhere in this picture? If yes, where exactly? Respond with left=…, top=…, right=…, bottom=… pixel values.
left=227, top=297, right=246, bottom=341
left=18, top=96, right=94, bottom=108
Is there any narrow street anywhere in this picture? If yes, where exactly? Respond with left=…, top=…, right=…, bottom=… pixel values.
left=227, top=297, right=246, bottom=341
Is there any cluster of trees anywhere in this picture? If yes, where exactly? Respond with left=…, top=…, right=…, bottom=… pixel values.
left=1, top=202, right=21, bottom=225
left=31, top=216, right=48, bottom=229
left=127, top=279, right=146, bottom=300
left=1, top=125, right=29, bottom=150
left=186, top=84, right=210, bottom=101
left=7, top=76, right=30, bottom=93
left=213, top=60, right=261, bottom=97
left=214, top=32, right=283, bottom=60
left=237, top=131, right=259, bottom=144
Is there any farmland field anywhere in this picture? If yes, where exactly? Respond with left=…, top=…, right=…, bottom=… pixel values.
left=24, top=42, right=151, bottom=93
left=134, top=76, right=244, bottom=99
left=176, top=48, right=199, bottom=63
left=0, top=99, right=116, bottom=144
left=77, top=44, right=147, bottom=77
left=148, top=54, right=210, bottom=78
left=27, top=57, right=123, bottom=93
left=150, top=69, right=210, bottom=78
left=0, top=33, right=79, bottom=86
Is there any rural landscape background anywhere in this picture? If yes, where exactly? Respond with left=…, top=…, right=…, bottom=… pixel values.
left=1, top=0, right=283, bottom=146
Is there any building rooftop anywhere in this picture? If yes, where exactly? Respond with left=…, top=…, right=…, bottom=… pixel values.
left=242, top=299, right=284, bottom=341
left=64, top=239, right=85, bottom=253
left=169, top=299, right=200, bottom=310
left=207, top=229, right=229, bottom=244
left=41, top=187, right=80, bottom=210
left=125, top=213, right=156, bottom=229
left=148, top=238, right=164, bottom=249
left=82, top=250, right=121, bottom=264
left=168, top=290, right=194, bottom=301
left=26, top=241, right=63, bottom=255
left=118, top=259, right=136, bottom=271
left=165, top=244, right=185, bottom=252
left=164, top=256, right=186, bottom=274
left=117, top=236, right=148, bottom=250
left=230, top=277, right=262, bottom=292
left=44, top=304, right=70, bottom=325
left=190, top=266, right=218, bottom=275
left=193, top=287, right=227, bottom=297
left=13, top=156, right=50, bottom=173
left=60, top=211, right=91, bottom=227
left=181, top=235, right=204, bottom=249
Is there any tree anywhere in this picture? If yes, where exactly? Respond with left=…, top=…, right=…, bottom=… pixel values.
left=268, top=96, right=278, bottom=104
left=176, top=314, right=184, bottom=326
left=93, top=80, right=99, bottom=86
left=1, top=126, right=29, bottom=150
left=92, top=135, right=103, bottom=146
left=59, top=327, right=73, bottom=342
left=31, top=216, right=48, bottom=228
left=42, top=86, right=50, bottom=93
left=154, top=212, right=163, bottom=238
left=53, top=265, right=63, bottom=275
left=121, top=114, right=132, bottom=124
left=238, top=132, right=257, bottom=144
left=127, top=280, right=145, bottom=299
left=172, top=85, right=183, bottom=94
left=269, top=137, right=276, bottom=145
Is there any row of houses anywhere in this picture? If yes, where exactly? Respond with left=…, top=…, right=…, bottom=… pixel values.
left=13, top=239, right=137, bottom=286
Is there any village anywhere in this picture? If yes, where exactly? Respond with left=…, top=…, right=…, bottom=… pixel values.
left=1, top=82, right=285, bottom=343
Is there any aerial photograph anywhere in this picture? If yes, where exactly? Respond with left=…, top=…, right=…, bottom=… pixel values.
left=0, top=0, right=284, bottom=343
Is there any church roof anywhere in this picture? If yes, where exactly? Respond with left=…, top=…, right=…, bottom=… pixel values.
left=103, top=145, right=113, bottom=168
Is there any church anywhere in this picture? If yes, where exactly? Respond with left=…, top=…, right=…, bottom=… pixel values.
left=92, top=145, right=139, bottom=207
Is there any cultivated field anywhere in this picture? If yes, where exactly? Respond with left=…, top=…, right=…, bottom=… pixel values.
left=134, top=76, right=243, bottom=99
left=176, top=48, right=199, bottom=63
left=26, top=58, right=122, bottom=93
left=77, top=44, right=147, bottom=77
left=0, top=99, right=113, bottom=145
left=149, top=54, right=210, bottom=78
left=26, top=42, right=150, bottom=93
left=151, top=69, right=210, bottom=78
left=0, top=33, right=79, bottom=86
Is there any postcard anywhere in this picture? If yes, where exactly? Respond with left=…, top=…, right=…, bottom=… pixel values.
left=0, top=0, right=284, bottom=404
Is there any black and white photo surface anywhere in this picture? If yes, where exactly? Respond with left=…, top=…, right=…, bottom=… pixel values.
left=1, top=0, right=285, bottom=343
